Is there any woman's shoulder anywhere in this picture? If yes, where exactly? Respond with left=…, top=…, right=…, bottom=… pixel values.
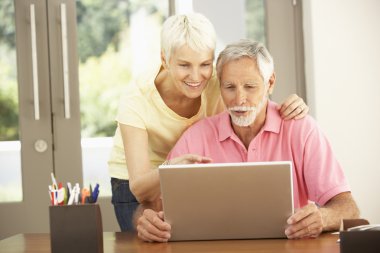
left=121, top=64, right=160, bottom=103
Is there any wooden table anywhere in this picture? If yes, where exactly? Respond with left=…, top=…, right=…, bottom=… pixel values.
left=0, top=232, right=340, bottom=253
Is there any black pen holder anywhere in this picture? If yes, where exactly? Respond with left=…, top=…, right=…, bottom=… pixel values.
left=340, top=230, right=380, bottom=253
left=49, top=204, right=103, bottom=253
left=340, top=219, right=380, bottom=253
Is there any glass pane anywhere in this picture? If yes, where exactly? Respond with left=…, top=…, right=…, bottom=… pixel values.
left=246, top=0, right=266, bottom=45
left=78, top=0, right=169, bottom=196
left=0, top=0, right=22, bottom=202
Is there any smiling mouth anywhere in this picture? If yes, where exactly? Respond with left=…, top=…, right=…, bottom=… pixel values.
left=185, top=81, right=202, bottom=88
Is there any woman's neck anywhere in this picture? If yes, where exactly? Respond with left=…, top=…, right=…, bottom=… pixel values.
left=155, top=69, right=201, bottom=119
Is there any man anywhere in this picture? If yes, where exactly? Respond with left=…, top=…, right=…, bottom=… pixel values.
left=135, top=39, right=360, bottom=242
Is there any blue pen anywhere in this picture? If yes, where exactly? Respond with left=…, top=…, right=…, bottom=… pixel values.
left=91, top=183, right=100, bottom=203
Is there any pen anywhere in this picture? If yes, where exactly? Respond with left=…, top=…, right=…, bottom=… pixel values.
left=74, top=183, right=80, bottom=204
left=81, top=188, right=90, bottom=204
left=51, top=172, right=58, bottom=189
left=91, top=183, right=100, bottom=203
left=67, top=188, right=75, bottom=205
left=66, top=182, right=72, bottom=204
left=48, top=185, right=55, bottom=205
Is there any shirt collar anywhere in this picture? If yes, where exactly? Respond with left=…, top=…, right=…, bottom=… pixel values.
left=217, top=101, right=282, bottom=142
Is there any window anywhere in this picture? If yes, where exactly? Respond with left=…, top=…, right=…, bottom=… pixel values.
left=0, top=0, right=22, bottom=203
left=245, top=0, right=266, bottom=44
left=77, top=0, right=169, bottom=196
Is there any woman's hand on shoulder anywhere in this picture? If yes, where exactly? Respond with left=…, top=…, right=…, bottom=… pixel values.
left=278, top=94, right=309, bottom=120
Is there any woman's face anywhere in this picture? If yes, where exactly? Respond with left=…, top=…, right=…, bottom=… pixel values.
left=164, top=45, right=214, bottom=99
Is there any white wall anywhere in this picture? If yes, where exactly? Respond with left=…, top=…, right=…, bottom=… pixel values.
left=303, top=0, right=380, bottom=223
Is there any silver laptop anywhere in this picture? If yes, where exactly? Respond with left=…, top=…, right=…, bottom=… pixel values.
left=159, top=161, right=294, bottom=241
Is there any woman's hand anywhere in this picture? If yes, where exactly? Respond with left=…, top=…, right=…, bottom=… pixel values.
left=278, top=94, right=309, bottom=120
left=164, top=154, right=212, bottom=165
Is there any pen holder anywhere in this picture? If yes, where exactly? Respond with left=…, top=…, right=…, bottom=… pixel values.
left=340, top=219, right=380, bottom=253
left=49, top=204, right=103, bottom=253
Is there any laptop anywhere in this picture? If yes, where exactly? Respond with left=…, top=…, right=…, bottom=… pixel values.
left=158, top=161, right=294, bottom=241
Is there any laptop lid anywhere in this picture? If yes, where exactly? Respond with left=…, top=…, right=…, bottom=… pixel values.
left=159, top=161, right=294, bottom=241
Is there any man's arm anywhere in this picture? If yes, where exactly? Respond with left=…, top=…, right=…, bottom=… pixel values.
left=285, top=192, right=360, bottom=239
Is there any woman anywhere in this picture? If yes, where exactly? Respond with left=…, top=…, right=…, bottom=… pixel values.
left=108, top=13, right=309, bottom=231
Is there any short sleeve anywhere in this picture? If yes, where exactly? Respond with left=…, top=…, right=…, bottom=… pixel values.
left=116, top=84, right=147, bottom=130
left=303, top=123, right=350, bottom=205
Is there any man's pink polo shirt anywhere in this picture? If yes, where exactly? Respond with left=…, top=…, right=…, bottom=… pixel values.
left=168, top=101, right=350, bottom=208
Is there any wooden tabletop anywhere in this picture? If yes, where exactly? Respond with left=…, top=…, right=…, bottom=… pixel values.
left=0, top=232, right=340, bottom=253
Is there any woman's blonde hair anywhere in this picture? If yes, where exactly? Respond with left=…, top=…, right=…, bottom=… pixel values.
left=161, top=13, right=216, bottom=62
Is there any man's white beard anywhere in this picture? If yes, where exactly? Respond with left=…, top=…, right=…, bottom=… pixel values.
left=227, top=93, right=267, bottom=127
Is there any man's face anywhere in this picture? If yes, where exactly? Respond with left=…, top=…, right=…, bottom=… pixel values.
left=163, top=45, right=214, bottom=99
left=220, top=57, right=272, bottom=127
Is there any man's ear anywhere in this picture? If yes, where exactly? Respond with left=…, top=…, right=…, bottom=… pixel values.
left=161, top=51, right=168, bottom=69
left=268, top=72, right=276, bottom=95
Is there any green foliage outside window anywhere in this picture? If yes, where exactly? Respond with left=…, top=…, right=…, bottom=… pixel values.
left=246, top=0, right=266, bottom=45
left=0, top=0, right=18, bottom=141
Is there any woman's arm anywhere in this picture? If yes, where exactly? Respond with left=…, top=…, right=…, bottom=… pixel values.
left=120, top=123, right=161, bottom=203
left=120, top=124, right=212, bottom=203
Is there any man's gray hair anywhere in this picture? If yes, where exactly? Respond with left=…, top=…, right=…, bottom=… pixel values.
left=216, top=39, right=274, bottom=84
left=161, top=13, right=216, bottom=63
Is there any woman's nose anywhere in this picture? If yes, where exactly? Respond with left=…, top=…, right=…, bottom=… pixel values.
left=189, top=67, right=201, bottom=81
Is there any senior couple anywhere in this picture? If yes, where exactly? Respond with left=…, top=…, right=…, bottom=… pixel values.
left=134, top=39, right=359, bottom=242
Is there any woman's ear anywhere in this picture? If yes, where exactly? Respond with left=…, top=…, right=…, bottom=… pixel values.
left=161, top=51, right=168, bottom=69
left=268, top=72, right=276, bottom=95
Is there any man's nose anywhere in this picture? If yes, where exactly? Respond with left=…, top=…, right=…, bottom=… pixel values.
left=235, top=88, right=247, bottom=105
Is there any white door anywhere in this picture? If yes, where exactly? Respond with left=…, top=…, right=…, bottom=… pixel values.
left=0, top=0, right=81, bottom=239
